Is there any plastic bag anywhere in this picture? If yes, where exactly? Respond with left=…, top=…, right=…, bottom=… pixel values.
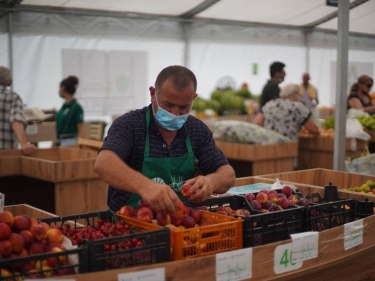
left=345, top=153, right=375, bottom=176
left=347, top=108, right=369, bottom=119
left=346, top=118, right=371, bottom=141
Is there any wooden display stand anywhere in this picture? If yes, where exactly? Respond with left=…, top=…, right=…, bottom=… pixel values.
left=298, top=136, right=368, bottom=170
left=0, top=147, right=108, bottom=216
left=8, top=172, right=375, bottom=280
left=215, top=140, right=298, bottom=177
left=53, top=193, right=375, bottom=281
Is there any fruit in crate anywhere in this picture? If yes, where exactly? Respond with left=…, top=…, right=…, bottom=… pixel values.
left=0, top=211, right=14, bottom=227
left=180, top=184, right=193, bottom=198
left=347, top=180, right=375, bottom=194
left=281, top=185, right=293, bottom=197
left=256, top=192, right=268, bottom=203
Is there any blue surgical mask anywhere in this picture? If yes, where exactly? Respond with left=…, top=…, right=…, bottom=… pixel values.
left=153, top=94, right=191, bottom=131
left=59, top=91, right=64, bottom=98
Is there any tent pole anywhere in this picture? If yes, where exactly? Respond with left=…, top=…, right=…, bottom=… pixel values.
left=181, top=22, right=191, bottom=68
left=334, top=0, right=349, bottom=171
left=303, top=31, right=310, bottom=72
left=7, top=11, right=14, bottom=91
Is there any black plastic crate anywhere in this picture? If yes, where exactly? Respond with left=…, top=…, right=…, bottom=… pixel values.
left=303, top=193, right=356, bottom=231
left=39, top=210, right=170, bottom=272
left=0, top=246, right=88, bottom=281
left=354, top=198, right=374, bottom=220
left=190, top=195, right=304, bottom=248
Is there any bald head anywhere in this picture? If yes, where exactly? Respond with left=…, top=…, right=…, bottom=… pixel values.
left=302, top=73, right=310, bottom=85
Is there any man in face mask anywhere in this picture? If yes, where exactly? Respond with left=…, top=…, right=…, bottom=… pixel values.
left=260, top=61, right=286, bottom=108
left=95, top=65, right=235, bottom=214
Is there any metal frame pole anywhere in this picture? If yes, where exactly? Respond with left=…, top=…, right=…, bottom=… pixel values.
left=333, top=0, right=350, bottom=171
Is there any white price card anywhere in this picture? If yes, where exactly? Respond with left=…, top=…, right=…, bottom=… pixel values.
left=290, top=232, right=319, bottom=262
left=215, top=248, right=252, bottom=281
left=118, top=268, right=165, bottom=281
left=344, top=219, right=363, bottom=250
left=274, top=243, right=303, bottom=274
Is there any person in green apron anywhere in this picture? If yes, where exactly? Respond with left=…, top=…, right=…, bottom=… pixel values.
left=55, top=75, right=84, bottom=146
left=95, top=65, right=235, bottom=215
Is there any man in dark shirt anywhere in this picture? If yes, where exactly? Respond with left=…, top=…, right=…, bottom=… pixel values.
left=260, top=62, right=286, bottom=107
left=94, top=65, right=235, bottom=214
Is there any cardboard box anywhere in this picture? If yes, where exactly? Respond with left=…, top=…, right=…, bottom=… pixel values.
left=26, top=121, right=57, bottom=143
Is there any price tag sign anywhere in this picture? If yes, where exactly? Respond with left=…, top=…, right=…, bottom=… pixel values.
left=274, top=243, right=303, bottom=274
left=216, top=248, right=252, bottom=281
left=291, top=232, right=319, bottom=262
left=344, top=219, right=363, bottom=250
left=118, top=268, right=165, bottom=281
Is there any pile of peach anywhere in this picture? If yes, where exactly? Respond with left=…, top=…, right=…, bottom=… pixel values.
left=0, top=210, right=69, bottom=278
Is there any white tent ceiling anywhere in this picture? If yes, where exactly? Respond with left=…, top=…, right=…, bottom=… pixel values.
left=5, top=0, right=375, bottom=37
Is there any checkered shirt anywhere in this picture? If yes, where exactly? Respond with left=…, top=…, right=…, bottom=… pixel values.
left=0, top=86, right=26, bottom=149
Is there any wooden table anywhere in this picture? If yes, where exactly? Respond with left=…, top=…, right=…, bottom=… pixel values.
left=298, top=136, right=368, bottom=170
left=0, top=147, right=108, bottom=216
left=215, top=140, right=298, bottom=177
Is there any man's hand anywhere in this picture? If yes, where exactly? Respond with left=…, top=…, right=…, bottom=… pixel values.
left=20, top=143, right=37, bottom=155
left=184, top=175, right=215, bottom=203
left=140, top=183, right=181, bottom=215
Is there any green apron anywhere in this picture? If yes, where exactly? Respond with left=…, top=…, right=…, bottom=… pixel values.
left=125, top=107, right=195, bottom=208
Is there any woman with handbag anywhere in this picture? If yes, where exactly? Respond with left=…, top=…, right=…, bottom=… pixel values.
left=56, top=75, right=84, bottom=146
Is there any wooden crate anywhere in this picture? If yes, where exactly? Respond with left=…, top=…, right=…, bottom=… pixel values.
left=298, top=136, right=368, bottom=169
left=0, top=147, right=108, bottom=216
left=4, top=204, right=57, bottom=219
left=215, top=140, right=298, bottom=177
left=21, top=147, right=98, bottom=182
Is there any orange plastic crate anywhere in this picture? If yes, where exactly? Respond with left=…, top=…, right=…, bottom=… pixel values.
left=116, top=211, right=243, bottom=261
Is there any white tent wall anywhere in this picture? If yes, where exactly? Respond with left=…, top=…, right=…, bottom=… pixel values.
left=0, top=16, right=8, bottom=67
left=1, top=10, right=375, bottom=117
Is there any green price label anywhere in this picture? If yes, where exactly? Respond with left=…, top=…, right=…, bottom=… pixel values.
left=274, top=243, right=303, bottom=274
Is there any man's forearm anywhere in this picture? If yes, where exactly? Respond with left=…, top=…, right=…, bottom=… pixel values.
left=94, top=149, right=154, bottom=196
left=208, top=164, right=236, bottom=194
left=11, top=121, right=28, bottom=145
